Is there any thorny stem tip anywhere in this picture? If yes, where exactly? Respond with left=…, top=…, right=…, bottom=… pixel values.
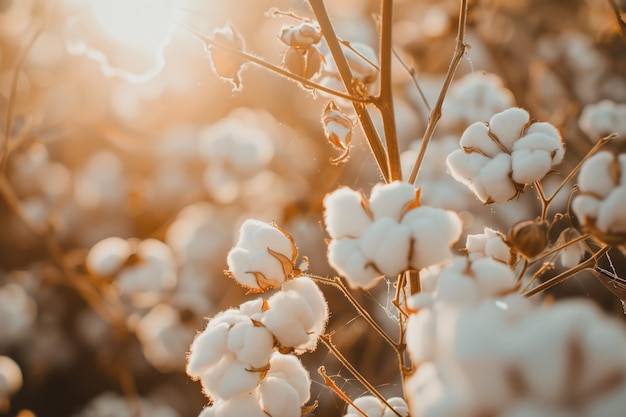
left=408, top=0, right=470, bottom=185
left=320, top=334, right=404, bottom=417
left=308, top=0, right=391, bottom=182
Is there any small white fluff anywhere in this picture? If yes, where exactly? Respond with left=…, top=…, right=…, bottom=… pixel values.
left=466, top=227, right=512, bottom=264
left=323, top=187, right=372, bottom=239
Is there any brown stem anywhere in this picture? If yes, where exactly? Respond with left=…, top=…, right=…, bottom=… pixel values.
left=376, top=0, right=401, bottom=181
left=408, top=0, right=470, bottom=185
left=308, top=0, right=391, bottom=182
left=318, top=366, right=369, bottom=417
left=320, top=335, right=403, bottom=417
left=176, top=20, right=370, bottom=104
left=523, top=246, right=610, bottom=297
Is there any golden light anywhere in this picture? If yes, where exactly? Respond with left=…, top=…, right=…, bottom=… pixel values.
left=66, top=0, right=186, bottom=83
left=87, top=0, right=179, bottom=51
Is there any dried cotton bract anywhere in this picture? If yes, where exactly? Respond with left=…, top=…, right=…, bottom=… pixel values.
left=572, top=152, right=626, bottom=248
left=322, top=101, right=353, bottom=164
left=323, top=181, right=462, bottom=289
left=207, top=23, right=246, bottom=90
left=226, top=219, right=299, bottom=293
left=447, top=107, right=564, bottom=203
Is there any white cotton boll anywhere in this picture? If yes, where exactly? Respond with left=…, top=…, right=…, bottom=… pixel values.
left=446, top=149, right=490, bottom=186
left=0, top=283, right=37, bottom=344
left=466, top=228, right=511, bottom=263
left=571, top=195, right=601, bottom=225
left=280, top=277, right=328, bottom=344
left=577, top=152, right=618, bottom=197
left=359, top=218, right=412, bottom=276
left=200, top=355, right=262, bottom=400
left=383, top=397, right=409, bottom=417
left=262, top=290, right=317, bottom=350
left=368, top=181, right=419, bottom=221
left=267, top=353, right=311, bottom=404
left=475, top=153, right=516, bottom=203
left=347, top=395, right=384, bottom=417
left=0, top=355, right=22, bottom=400
left=596, top=187, right=626, bottom=234
left=459, top=122, right=503, bottom=157
left=116, top=239, right=176, bottom=305
left=327, top=238, right=382, bottom=289
left=135, top=303, right=194, bottom=372
left=579, top=100, right=626, bottom=139
left=239, top=298, right=265, bottom=320
left=226, top=320, right=274, bottom=369
left=259, top=377, right=300, bottom=417
left=511, top=141, right=559, bottom=184
left=86, top=236, right=132, bottom=276
left=407, top=308, right=437, bottom=363
left=488, top=108, right=529, bottom=151
left=406, top=363, right=471, bottom=417
left=471, top=257, right=517, bottom=297
left=584, top=385, right=626, bottom=417
left=525, top=122, right=565, bottom=163
left=186, top=322, right=230, bottom=379
left=404, top=207, right=462, bottom=270
left=436, top=262, right=481, bottom=305
left=323, top=187, right=372, bottom=238
left=226, top=219, right=296, bottom=292
left=213, top=392, right=267, bottom=417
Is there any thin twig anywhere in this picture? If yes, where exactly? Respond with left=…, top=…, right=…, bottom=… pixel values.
left=310, top=275, right=397, bottom=350
left=376, top=0, right=402, bottom=181
left=308, top=0, right=391, bottom=182
left=408, top=0, right=470, bottom=185
left=523, top=246, right=610, bottom=297
left=176, top=20, right=370, bottom=104
left=318, top=366, right=369, bottom=417
left=320, top=334, right=403, bottom=417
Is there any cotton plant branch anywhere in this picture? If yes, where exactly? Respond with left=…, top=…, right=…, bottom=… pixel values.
left=374, top=0, right=402, bottom=181
left=308, top=0, right=391, bottom=182
left=176, top=20, right=370, bottom=104
left=523, top=245, right=611, bottom=297
left=320, top=334, right=404, bottom=417
left=408, top=0, right=470, bottom=185
left=318, top=366, right=370, bottom=417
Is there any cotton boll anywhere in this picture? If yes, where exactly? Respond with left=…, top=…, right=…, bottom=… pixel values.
left=266, top=353, right=311, bottom=405
left=200, top=355, right=262, bottom=401
left=86, top=236, right=132, bottom=276
left=459, top=122, right=503, bottom=157
left=446, top=150, right=490, bottom=187
left=471, top=258, right=517, bottom=297
left=186, top=322, right=230, bottom=379
left=226, top=219, right=297, bottom=292
left=407, top=308, right=437, bottom=362
left=488, top=108, right=529, bottom=151
left=226, top=320, right=274, bottom=369
left=327, top=238, right=382, bottom=289
left=577, top=152, right=618, bottom=198
left=466, top=228, right=512, bottom=264
left=406, top=363, right=470, bottom=417
left=323, top=187, right=372, bottom=239
left=212, top=392, right=267, bottom=417
left=259, top=377, right=301, bottom=417
left=595, top=187, right=626, bottom=234
left=383, top=397, right=409, bottom=417
left=0, top=356, right=22, bottom=402
left=579, top=100, right=626, bottom=139
left=510, top=148, right=553, bottom=184
left=369, top=181, right=419, bottom=221
left=359, top=218, right=412, bottom=276
left=475, top=153, right=517, bottom=203
left=279, top=277, right=328, bottom=346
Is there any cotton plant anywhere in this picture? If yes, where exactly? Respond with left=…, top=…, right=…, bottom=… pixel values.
left=446, top=107, right=565, bottom=204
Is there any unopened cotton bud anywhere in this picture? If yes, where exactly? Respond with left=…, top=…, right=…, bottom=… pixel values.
left=208, top=23, right=246, bottom=90
left=279, top=22, right=322, bottom=48
left=282, top=46, right=322, bottom=79
left=322, top=101, right=353, bottom=164
left=226, top=219, right=298, bottom=293
left=508, top=219, right=549, bottom=259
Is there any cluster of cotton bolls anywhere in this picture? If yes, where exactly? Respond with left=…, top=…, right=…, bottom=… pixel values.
left=323, top=181, right=462, bottom=289
left=187, top=276, right=328, bottom=417
left=446, top=107, right=565, bottom=204
left=405, top=249, right=626, bottom=417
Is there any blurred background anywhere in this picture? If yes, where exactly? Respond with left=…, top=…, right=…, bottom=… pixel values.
left=0, top=0, right=625, bottom=416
